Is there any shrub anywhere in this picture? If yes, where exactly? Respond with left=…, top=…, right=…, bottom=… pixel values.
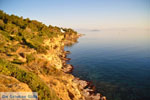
left=26, top=53, right=35, bottom=63
left=0, top=59, right=60, bottom=100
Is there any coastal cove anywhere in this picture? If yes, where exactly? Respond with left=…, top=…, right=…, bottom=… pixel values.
left=65, top=29, right=150, bottom=100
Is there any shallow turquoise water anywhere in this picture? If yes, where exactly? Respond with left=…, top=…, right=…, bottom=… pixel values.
left=65, top=30, right=150, bottom=100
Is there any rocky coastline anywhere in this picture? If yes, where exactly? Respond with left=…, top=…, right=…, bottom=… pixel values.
left=61, top=35, right=106, bottom=100
left=0, top=10, right=106, bottom=100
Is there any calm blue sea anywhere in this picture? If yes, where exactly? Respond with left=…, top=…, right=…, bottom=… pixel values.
left=65, top=29, right=150, bottom=100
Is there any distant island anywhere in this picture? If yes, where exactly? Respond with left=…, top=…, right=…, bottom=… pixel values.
left=91, top=29, right=101, bottom=32
left=0, top=10, right=106, bottom=100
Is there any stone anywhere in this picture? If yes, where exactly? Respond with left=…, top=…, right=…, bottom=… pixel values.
left=101, top=96, right=106, bottom=100
left=62, top=64, right=73, bottom=73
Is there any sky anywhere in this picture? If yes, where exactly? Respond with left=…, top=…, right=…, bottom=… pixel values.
left=0, top=0, right=149, bottom=30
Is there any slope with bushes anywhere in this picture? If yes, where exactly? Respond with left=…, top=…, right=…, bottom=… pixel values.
left=0, top=10, right=83, bottom=100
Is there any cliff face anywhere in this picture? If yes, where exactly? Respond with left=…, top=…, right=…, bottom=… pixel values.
left=36, top=34, right=85, bottom=100
left=36, top=34, right=105, bottom=100
left=0, top=33, right=84, bottom=100
left=41, top=35, right=65, bottom=69
left=0, top=21, right=84, bottom=99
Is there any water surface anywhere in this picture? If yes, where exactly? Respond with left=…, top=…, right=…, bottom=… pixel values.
left=65, top=29, right=150, bottom=100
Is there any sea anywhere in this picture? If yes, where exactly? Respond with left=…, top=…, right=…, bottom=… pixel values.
left=65, top=29, right=150, bottom=100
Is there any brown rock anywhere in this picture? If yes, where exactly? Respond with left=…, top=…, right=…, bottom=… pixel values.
left=62, top=64, right=73, bottom=73
left=65, top=51, right=71, bottom=54
left=101, top=96, right=106, bottom=100
left=0, top=75, right=32, bottom=92
left=73, top=78, right=89, bottom=89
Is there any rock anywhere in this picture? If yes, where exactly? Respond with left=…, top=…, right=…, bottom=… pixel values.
left=73, top=78, right=89, bottom=89
left=62, top=60, right=67, bottom=66
left=19, top=53, right=25, bottom=58
left=84, top=93, right=101, bottom=100
left=0, top=75, right=32, bottom=92
left=63, top=57, right=71, bottom=61
left=83, top=91, right=90, bottom=97
left=65, top=51, right=71, bottom=54
left=72, top=78, right=105, bottom=100
left=85, top=88, right=94, bottom=92
left=101, top=96, right=106, bottom=100
left=62, top=64, right=73, bottom=73
left=85, top=93, right=101, bottom=100
left=79, top=80, right=89, bottom=89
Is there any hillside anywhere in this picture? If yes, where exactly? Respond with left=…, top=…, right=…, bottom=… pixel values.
left=0, top=10, right=105, bottom=100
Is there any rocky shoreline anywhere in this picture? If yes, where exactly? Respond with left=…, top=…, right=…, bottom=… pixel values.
left=62, top=46, right=106, bottom=100
left=0, top=10, right=106, bottom=100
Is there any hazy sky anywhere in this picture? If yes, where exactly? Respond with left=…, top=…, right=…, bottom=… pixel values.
left=0, top=0, right=149, bottom=30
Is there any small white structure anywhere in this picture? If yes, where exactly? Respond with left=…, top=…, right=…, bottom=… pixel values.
left=60, top=29, right=65, bottom=33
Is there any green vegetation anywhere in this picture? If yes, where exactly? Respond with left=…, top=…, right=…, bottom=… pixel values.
left=26, top=53, right=35, bottom=63
left=0, top=59, right=60, bottom=100
left=0, top=10, right=79, bottom=100
left=0, top=10, right=77, bottom=53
